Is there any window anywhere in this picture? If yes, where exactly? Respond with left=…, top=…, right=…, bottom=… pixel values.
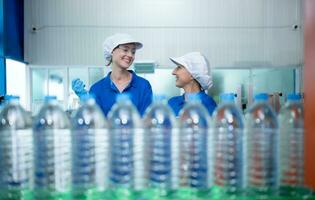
left=6, top=59, right=27, bottom=109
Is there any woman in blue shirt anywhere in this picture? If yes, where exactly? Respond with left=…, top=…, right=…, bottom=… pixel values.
left=168, top=52, right=217, bottom=116
left=72, top=33, right=152, bottom=117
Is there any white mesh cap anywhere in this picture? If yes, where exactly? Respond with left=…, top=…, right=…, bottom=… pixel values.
left=103, top=33, right=143, bottom=66
left=169, top=52, right=213, bottom=90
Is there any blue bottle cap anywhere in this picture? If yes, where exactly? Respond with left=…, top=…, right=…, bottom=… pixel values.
left=153, top=94, right=167, bottom=102
left=287, top=93, right=302, bottom=101
left=116, top=93, right=131, bottom=103
left=186, top=93, right=201, bottom=102
left=254, top=93, right=268, bottom=101
left=4, top=95, right=20, bottom=101
left=220, top=93, right=235, bottom=103
left=80, top=93, right=95, bottom=102
left=44, top=96, right=57, bottom=102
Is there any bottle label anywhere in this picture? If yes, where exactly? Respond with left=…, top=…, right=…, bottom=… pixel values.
left=279, top=128, right=304, bottom=186
left=72, top=128, right=110, bottom=190
left=179, top=127, right=208, bottom=188
left=34, top=129, right=71, bottom=192
left=0, top=129, right=33, bottom=188
left=109, top=127, right=146, bottom=190
left=212, top=128, right=244, bottom=191
left=245, top=128, right=279, bottom=192
left=147, top=127, right=173, bottom=189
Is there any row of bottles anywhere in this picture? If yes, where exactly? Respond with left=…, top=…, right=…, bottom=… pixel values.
left=0, top=93, right=307, bottom=200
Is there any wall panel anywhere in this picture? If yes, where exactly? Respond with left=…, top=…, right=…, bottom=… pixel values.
left=24, top=0, right=303, bottom=68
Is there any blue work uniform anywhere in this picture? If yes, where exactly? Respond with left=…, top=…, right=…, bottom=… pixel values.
left=89, top=70, right=152, bottom=117
left=168, top=91, right=217, bottom=116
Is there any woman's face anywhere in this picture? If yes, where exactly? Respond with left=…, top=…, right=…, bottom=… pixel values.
left=112, top=43, right=137, bottom=69
left=172, top=65, right=193, bottom=88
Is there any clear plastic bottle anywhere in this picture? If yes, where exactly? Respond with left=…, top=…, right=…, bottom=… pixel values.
left=143, top=95, right=177, bottom=197
left=177, top=93, right=210, bottom=197
left=71, top=94, right=110, bottom=199
left=245, top=93, right=279, bottom=198
left=212, top=93, right=244, bottom=198
left=33, top=96, right=71, bottom=199
left=107, top=94, right=144, bottom=197
left=278, top=93, right=305, bottom=197
left=0, top=96, right=33, bottom=200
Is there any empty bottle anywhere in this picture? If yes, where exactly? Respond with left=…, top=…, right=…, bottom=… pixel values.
left=279, top=93, right=305, bottom=197
left=33, top=96, right=71, bottom=199
left=0, top=96, right=33, bottom=200
left=212, top=93, right=244, bottom=197
left=178, top=94, right=210, bottom=190
left=143, top=95, right=177, bottom=197
left=71, top=94, right=110, bottom=199
left=245, top=93, right=279, bottom=197
left=107, top=94, right=145, bottom=197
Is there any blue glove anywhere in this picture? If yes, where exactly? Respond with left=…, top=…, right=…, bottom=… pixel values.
left=71, top=78, right=87, bottom=98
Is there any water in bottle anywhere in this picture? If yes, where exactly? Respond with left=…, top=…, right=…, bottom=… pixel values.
left=211, top=93, right=244, bottom=199
left=71, top=94, right=110, bottom=200
left=278, top=93, right=308, bottom=198
left=143, top=95, right=177, bottom=198
left=0, top=96, right=33, bottom=200
left=107, top=94, right=144, bottom=199
left=33, top=96, right=71, bottom=200
left=245, top=93, right=279, bottom=198
left=176, top=93, right=210, bottom=199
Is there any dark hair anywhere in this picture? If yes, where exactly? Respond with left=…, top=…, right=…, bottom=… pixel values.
left=193, top=79, right=202, bottom=91
left=105, top=59, right=112, bottom=66
left=105, top=46, right=120, bottom=66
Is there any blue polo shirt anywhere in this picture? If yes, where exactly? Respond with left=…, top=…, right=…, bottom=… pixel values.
left=168, top=91, right=217, bottom=117
left=89, top=70, right=152, bottom=117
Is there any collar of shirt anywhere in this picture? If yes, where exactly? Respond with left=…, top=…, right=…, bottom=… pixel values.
left=182, top=90, right=207, bottom=103
left=103, top=70, right=137, bottom=93
left=177, top=95, right=185, bottom=106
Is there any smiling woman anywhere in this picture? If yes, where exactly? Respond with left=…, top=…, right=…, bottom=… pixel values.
left=71, top=33, right=153, bottom=117
left=168, top=52, right=217, bottom=117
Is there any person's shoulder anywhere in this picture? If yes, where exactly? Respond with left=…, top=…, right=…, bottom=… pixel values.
left=168, top=95, right=182, bottom=103
left=201, top=93, right=217, bottom=106
left=90, top=76, right=108, bottom=91
left=132, top=71, right=151, bottom=86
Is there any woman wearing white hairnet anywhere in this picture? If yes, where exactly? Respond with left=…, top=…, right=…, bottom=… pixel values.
left=72, top=33, right=153, bottom=116
left=168, top=52, right=217, bottom=116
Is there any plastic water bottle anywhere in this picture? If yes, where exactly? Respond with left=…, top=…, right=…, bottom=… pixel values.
left=278, top=93, right=305, bottom=197
left=107, top=94, right=145, bottom=197
left=212, top=93, right=244, bottom=198
left=178, top=93, right=210, bottom=196
left=0, top=96, right=33, bottom=200
left=245, top=93, right=279, bottom=198
left=143, top=95, right=177, bottom=197
left=33, top=96, right=72, bottom=199
left=71, top=94, right=110, bottom=199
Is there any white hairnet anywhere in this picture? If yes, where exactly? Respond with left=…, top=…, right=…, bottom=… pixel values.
left=103, top=33, right=143, bottom=66
left=169, top=52, right=213, bottom=90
